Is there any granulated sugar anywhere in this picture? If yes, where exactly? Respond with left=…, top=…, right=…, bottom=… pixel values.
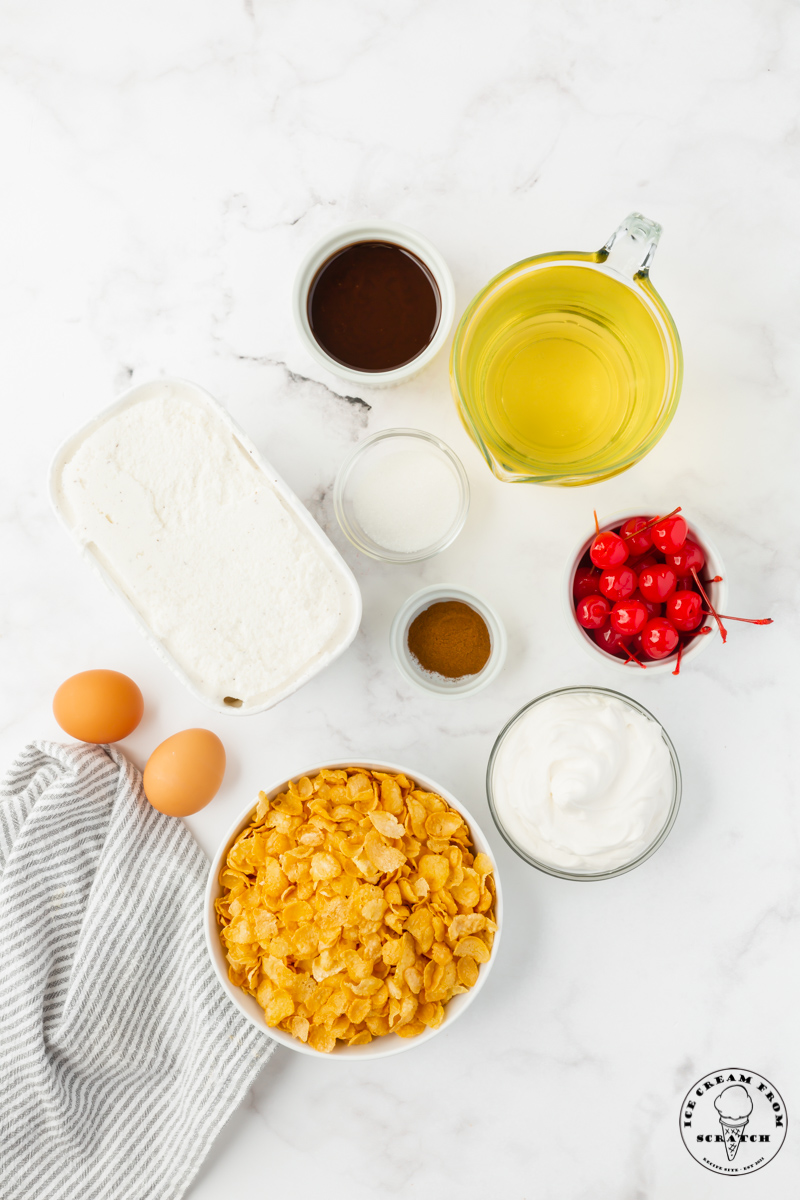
left=351, top=448, right=462, bottom=554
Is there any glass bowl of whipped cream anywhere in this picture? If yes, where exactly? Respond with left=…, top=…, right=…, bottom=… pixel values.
left=487, top=686, right=681, bottom=881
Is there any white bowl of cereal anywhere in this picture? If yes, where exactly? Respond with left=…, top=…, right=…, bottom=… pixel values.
left=204, top=761, right=502, bottom=1058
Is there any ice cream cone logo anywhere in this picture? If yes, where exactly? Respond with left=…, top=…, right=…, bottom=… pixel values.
left=680, top=1068, right=787, bottom=1175
left=714, top=1086, right=753, bottom=1161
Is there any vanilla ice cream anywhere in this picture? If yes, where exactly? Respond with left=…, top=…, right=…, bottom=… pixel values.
left=490, top=690, right=675, bottom=874
left=54, top=381, right=357, bottom=708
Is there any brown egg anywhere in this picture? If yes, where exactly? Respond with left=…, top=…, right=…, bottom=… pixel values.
left=53, top=669, right=144, bottom=743
left=143, top=729, right=226, bottom=817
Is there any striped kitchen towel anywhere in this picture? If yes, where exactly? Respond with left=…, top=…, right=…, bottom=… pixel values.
left=0, top=740, right=273, bottom=1200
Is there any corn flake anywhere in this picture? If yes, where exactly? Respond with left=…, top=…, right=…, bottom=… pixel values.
left=216, top=767, right=496, bottom=1053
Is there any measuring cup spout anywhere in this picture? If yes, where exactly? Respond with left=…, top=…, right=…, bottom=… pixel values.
left=602, top=213, right=662, bottom=279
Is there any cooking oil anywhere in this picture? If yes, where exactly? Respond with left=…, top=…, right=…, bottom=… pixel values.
left=451, top=254, right=679, bottom=484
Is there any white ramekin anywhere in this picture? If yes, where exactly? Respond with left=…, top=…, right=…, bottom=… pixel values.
left=390, top=585, right=507, bottom=697
left=563, top=509, right=728, bottom=676
left=205, top=760, right=502, bottom=1060
left=292, top=220, right=456, bottom=388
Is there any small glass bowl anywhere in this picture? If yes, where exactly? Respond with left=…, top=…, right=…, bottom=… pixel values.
left=334, top=429, right=470, bottom=563
left=390, top=585, right=507, bottom=697
left=487, top=686, right=681, bottom=880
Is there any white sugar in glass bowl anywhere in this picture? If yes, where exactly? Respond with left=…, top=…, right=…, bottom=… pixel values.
left=334, top=429, right=470, bottom=563
left=563, top=509, right=728, bottom=675
left=292, top=220, right=456, bottom=388
left=205, top=760, right=502, bottom=1059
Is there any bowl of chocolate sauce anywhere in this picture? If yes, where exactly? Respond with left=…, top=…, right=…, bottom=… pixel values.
left=293, top=221, right=456, bottom=386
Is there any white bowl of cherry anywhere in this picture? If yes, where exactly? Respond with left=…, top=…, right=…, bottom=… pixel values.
left=563, top=507, right=734, bottom=676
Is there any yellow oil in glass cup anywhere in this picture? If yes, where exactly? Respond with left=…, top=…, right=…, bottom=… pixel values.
left=450, top=214, right=683, bottom=485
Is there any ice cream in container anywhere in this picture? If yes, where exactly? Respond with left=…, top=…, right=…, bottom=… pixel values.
left=49, top=379, right=362, bottom=715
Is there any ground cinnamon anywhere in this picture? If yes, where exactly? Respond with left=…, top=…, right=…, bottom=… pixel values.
left=407, top=600, right=491, bottom=679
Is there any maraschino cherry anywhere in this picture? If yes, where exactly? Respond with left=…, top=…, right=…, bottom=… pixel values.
left=619, top=517, right=653, bottom=557
left=593, top=626, right=632, bottom=658
left=651, top=514, right=688, bottom=555
left=633, top=553, right=660, bottom=572
left=599, top=564, right=638, bottom=602
left=641, top=617, right=680, bottom=659
left=630, top=591, right=662, bottom=620
left=638, top=563, right=677, bottom=603
left=590, top=530, right=628, bottom=569
left=610, top=598, right=649, bottom=637
left=668, top=539, right=705, bottom=574
left=576, top=595, right=611, bottom=629
left=666, top=590, right=703, bottom=632
left=573, top=567, right=602, bottom=600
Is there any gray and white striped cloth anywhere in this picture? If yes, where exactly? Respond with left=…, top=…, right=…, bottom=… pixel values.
left=0, top=740, right=273, bottom=1200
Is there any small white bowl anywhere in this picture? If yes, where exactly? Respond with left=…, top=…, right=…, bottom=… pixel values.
left=563, top=509, right=728, bottom=675
left=334, top=428, right=470, bottom=563
left=390, top=585, right=507, bottom=696
left=205, top=760, right=503, bottom=1059
left=292, top=220, right=456, bottom=388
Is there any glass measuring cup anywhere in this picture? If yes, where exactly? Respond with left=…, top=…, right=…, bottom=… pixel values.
left=450, top=214, right=683, bottom=485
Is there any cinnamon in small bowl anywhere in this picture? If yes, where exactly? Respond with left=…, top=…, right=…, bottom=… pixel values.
left=390, top=586, right=507, bottom=697
left=408, top=600, right=491, bottom=679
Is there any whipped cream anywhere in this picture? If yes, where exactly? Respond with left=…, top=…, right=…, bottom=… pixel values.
left=491, top=691, right=674, bottom=873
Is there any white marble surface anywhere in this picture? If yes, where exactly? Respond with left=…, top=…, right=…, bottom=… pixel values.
left=2, top=1, right=799, bottom=1195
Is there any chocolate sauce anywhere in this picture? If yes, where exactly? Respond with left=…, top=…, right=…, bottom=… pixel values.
left=307, top=241, right=441, bottom=372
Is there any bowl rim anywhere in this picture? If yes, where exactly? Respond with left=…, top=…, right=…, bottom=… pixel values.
left=333, top=428, right=470, bottom=563
left=292, top=219, right=456, bottom=387
left=204, top=758, right=503, bottom=1059
left=390, top=584, right=508, bottom=696
left=486, top=685, right=682, bottom=881
left=562, top=508, right=729, bottom=675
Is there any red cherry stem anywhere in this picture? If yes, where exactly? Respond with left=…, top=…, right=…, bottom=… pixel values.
left=623, top=645, right=647, bottom=669
left=620, top=505, right=682, bottom=542
left=691, top=569, right=727, bottom=643
left=672, top=640, right=684, bottom=676
left=703, top=613, right=774, bottom=625
left=593, top=510, right=600, bottom=535
left=673, top=627, right=713, bottom=676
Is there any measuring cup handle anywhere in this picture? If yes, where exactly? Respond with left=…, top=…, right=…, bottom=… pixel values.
left=601, top=213, right=662, bottom=278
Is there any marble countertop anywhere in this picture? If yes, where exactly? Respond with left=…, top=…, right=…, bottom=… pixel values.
left=3, top=1, right=799, bottom=1196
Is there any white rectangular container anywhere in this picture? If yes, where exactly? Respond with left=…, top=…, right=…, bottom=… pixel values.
left=49, top=378, right=362, bottom=716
